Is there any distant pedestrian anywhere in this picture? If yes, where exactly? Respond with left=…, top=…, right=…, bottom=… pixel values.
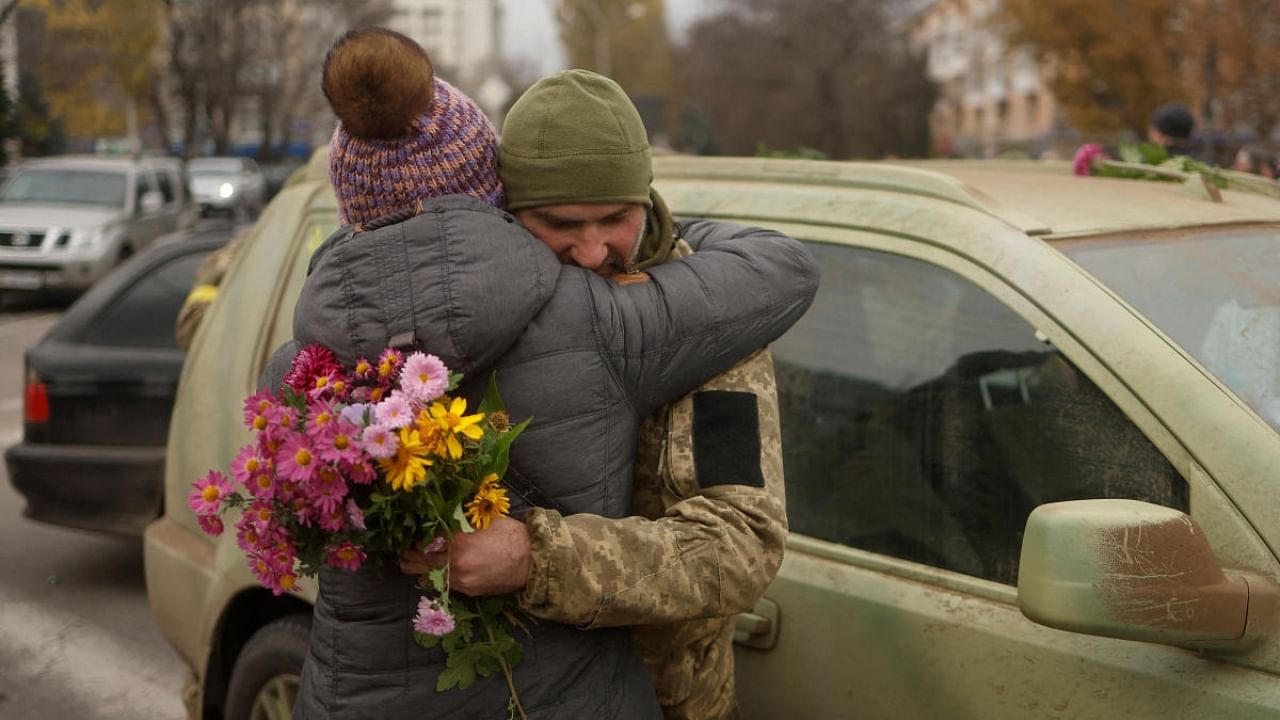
left=1231, top=144, right=1277, bottom=180
left=1148, top=102, right=1198, bottom=158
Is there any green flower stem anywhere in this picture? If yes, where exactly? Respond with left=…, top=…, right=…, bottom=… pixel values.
left=481, top=611, right=527, bottom=720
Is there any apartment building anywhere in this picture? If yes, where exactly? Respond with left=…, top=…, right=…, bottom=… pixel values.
left=909, top=0, right=1066, bottom=158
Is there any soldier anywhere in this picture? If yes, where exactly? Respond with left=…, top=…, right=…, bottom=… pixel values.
left=403, top=70, right=793, bottom=720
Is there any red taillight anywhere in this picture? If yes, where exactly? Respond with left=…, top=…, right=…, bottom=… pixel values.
left=24, top=372, right=49, bottom=424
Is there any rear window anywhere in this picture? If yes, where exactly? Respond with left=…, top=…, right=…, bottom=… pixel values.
left=86, top=251, right=208, bottom=348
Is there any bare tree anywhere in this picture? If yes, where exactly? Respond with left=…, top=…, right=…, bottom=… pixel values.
left=161, top=0, right=392, bottom=158
left=675, top=0, right=935, bottom=159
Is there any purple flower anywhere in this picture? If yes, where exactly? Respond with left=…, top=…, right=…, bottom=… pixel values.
left=1073, top=143, right=1106, bottom=177
left=413, top=597, right=456, bottom=636
left=339, top=403, right=370, bottom=426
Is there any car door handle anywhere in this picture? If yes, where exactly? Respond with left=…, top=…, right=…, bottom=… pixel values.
left=733, top=597, right=779, bottom=650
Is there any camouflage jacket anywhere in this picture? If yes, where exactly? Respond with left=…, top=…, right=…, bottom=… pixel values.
left=519, top=348, right=787, bottom=720
left=174, top=230, right=246, bottom=351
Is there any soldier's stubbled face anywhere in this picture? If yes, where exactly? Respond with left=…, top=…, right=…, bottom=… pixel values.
left=516, top=203, right=647, bottom=278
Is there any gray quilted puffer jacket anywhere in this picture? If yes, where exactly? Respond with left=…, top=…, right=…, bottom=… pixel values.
left=261, top=194, right=818, bottom=720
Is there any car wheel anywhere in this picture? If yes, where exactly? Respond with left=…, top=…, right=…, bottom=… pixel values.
left=224, top=614, right=311, bottom=720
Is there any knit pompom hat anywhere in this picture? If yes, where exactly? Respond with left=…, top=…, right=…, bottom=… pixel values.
left=322, top=27, right=504, bottom=226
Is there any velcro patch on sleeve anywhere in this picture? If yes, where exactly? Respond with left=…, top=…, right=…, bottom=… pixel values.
left=692, top=390, right=765, bottom=489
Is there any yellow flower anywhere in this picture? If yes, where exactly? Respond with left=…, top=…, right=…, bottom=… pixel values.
left=429, top=397, right=486, bottom=459
left=379, top=427, right=433, bottom=491
left=414, top=409, right=449, bottom=458
left=465, top=474, right=510, bottom=530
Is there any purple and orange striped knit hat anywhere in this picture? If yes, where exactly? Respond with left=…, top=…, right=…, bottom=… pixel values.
left=322, top=28, right=503, bottom=226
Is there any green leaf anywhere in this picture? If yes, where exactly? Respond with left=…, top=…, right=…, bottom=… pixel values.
left=436, top=664, right=475, bottom=691
left=428, top=568, right=448, bottom=595
left=1137, top=142, right=1169, bottom=165
left=1118, top=143, right=1143, bottom=164
left=487, top=417, right=531, bottom=480
left=478, top=372, right=506, bottom=415
left=413, top=631, right=442, bottom=649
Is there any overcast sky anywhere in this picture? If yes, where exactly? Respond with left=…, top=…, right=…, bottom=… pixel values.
left=499, top=0, right=719, bottom=76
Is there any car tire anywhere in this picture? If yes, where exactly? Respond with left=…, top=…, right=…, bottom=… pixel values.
left=224, top=614, right=312, bottom=720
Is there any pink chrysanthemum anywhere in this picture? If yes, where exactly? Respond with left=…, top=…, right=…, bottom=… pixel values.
left=353, top=357, right=375, bottom=381
left=1073, top=143, right=1106, bottom=177
left=376, top=348, right=405, bottom=382
left=309, top=370, right=349, bottom=402
left=360, top=424, right=399, bottom=459
left=309, top=467, right=348, bottom=518
left=231, top=444, right=268, bottom=487
left=400, top=353, right=449, bottom=403
left=374, top=393, right=414, bottom=429
left=283, top=343, right=340, bottom=394
left=306, top=402, right=338, bottom=439
left=245, top=499, right=279, bottom=535
left=317, top=504, right=346, bottom=532
left=242, top=389, right=278, bottom=432
left=327, top=542, right=367, bottom=571
left=316, top=419, right=363, bottom=465
left=343, top=458, right=377, bottom=485
left=413, top=597, right=456, bottom=636
left=423, top=536, right=446, bottom=553
left=197, top=513, right=224, bottom=536
left=276, top=435, right=319, bottom=483
left=188, top=470, right=234, bottom=515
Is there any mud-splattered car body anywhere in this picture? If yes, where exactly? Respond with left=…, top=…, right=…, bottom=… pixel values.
left=146, top=153, right=1280, bottom=718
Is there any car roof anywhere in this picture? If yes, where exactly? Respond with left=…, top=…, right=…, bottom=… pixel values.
left=653, top=156, right=1280, bottom=240
left=18, top=154, right=182, bottom=172
left=188, top=157, right=249, bottom=170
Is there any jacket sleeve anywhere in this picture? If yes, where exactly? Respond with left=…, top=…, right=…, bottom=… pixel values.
left=258, top=339, right=302, bottom=392
left=593, top=220, right=817, bottom=416
left=518, top=348, right=787, bottom=627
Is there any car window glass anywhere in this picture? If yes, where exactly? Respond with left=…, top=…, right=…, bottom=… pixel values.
left=135, top=171, right=157, bottom=208
left=85, top=250, right=209, bottom=348
left=154, top=170, right=176, bottom=203
left=773, top=242, right=1189, bottom=586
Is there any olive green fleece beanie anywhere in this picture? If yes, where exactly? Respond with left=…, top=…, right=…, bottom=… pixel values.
left=499, top=70, right=653, bottom=210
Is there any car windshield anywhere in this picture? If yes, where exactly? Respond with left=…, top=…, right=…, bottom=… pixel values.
left=1056, top=226, right=1280, bottom=432
left=0, top=168, right=127, bottom=208
left=188, top=160, right=243, bottom=177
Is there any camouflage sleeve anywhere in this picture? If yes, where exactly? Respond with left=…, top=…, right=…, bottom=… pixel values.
left=518, top=348, right=787, bottom=628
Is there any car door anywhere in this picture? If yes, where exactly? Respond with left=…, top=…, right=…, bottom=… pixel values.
left=127, top=169, right=166, bottom=251
left=733, top=229, right=1280, bottom=719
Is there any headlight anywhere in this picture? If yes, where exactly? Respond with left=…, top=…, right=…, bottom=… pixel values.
left=219, top=182, right=235, bottom=199
left=68, top=227, right=106, bottom=250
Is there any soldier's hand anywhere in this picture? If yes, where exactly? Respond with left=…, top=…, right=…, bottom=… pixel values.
left=399, top=515, right=532, bottom=596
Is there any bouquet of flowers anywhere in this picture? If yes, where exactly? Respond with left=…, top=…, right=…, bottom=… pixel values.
left=188, top=343, right=530, bottom=715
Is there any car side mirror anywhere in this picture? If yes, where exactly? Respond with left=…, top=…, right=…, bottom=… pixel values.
left=140, top=191, right=165, bottom=215
left=1018, top=499, right=1278, bottom=650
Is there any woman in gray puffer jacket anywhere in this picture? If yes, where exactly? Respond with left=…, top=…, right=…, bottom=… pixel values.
left=261, top=28, right=818, bottom=720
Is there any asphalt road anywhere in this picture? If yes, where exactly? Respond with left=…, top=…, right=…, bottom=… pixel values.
left=0, top=297, right=188, bottom=720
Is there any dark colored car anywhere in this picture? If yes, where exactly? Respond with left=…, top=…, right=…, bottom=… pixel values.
left=5, top=223, right=233, bottom=535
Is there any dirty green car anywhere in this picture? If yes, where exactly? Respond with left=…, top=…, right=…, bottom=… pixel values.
left=145, top=152, right=1280, bottom=718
